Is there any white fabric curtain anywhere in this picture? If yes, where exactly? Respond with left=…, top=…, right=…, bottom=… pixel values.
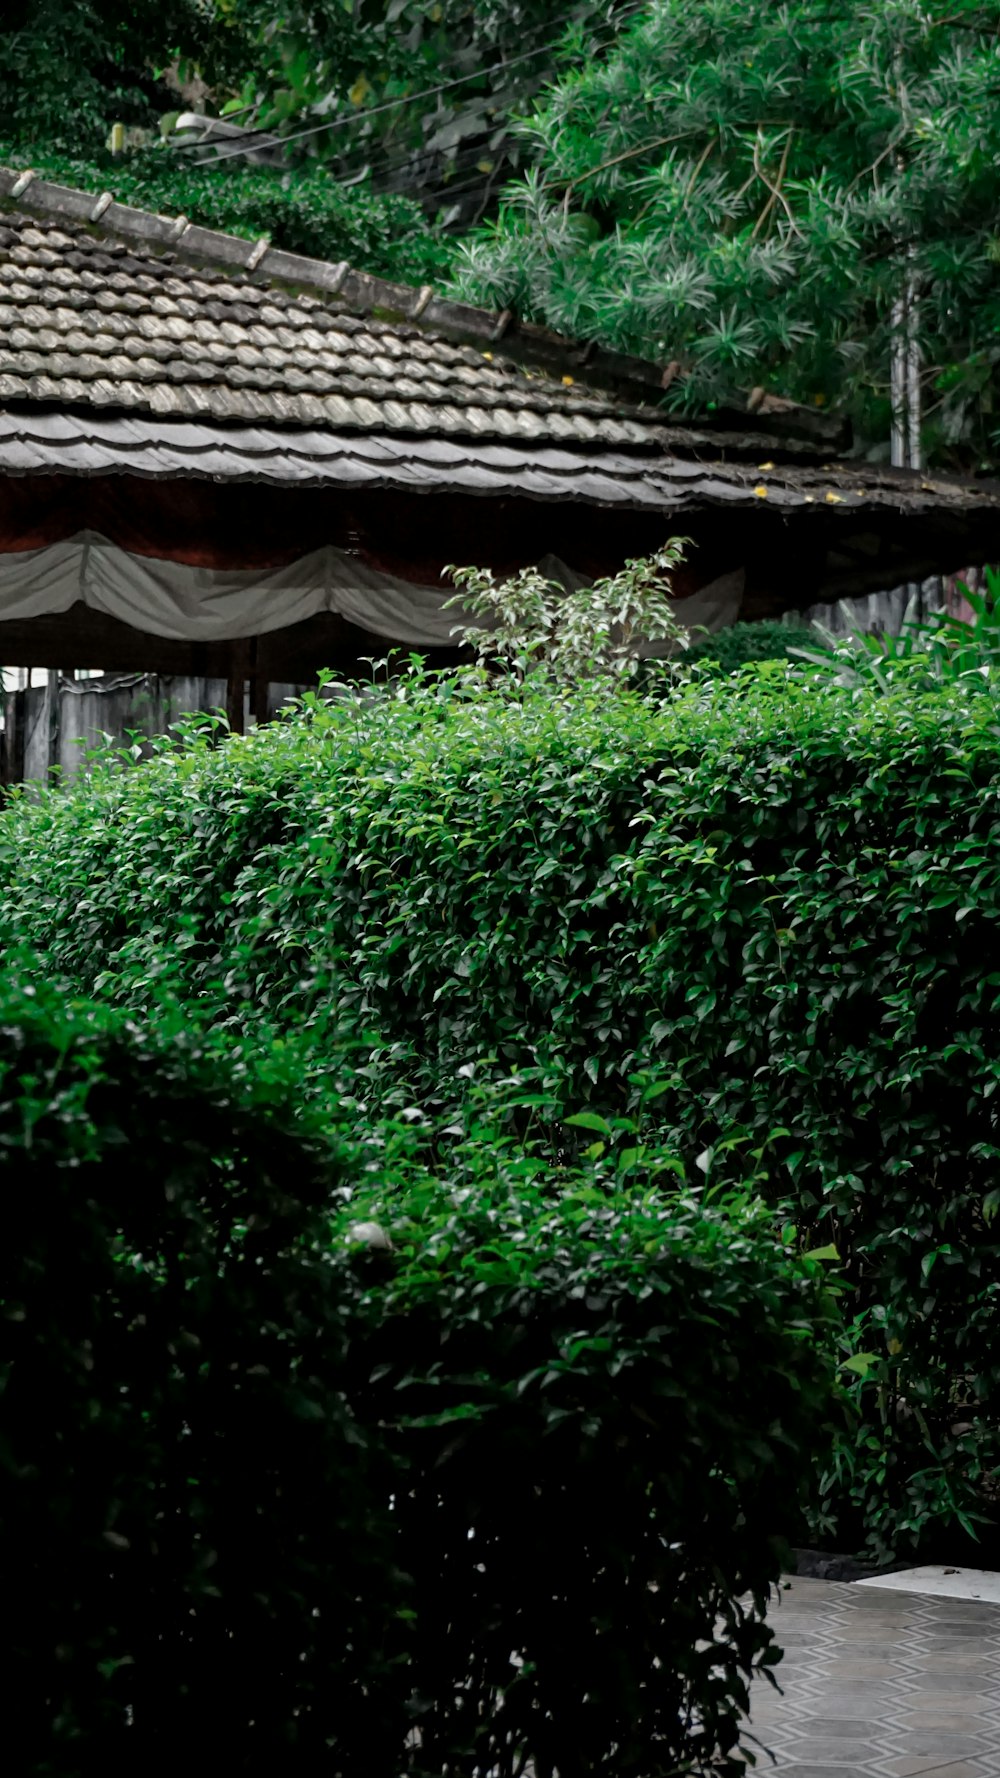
left=0, top=530, right=743, bottom=645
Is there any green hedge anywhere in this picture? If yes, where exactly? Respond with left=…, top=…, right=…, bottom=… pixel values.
left=346, top=1162, right=841, bottom=1778
left=684, top=619, right=815, bottom=673
left=2, top=667, right=999, bottom=1556
left=0, top=979, right=838, bottom=1774
left=0, top=980, right=403, bottom=1773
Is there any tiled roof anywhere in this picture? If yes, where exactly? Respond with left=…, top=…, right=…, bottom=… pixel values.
left=0, top=190, right=677, bottom=448
left=0, top=165, right=998, bottom=547
left=0, top=166, right=848, bottom=459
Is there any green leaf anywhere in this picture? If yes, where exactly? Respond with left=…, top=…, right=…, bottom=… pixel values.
left=564, top=1111, right=613, bottom=1136
left=840, top=1352, right=879, bottom=1379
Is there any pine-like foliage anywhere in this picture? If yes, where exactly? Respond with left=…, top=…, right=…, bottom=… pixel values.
left=451, top=0, right=1000, bottom=468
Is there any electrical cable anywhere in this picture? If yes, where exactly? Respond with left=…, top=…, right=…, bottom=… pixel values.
left=204, top=46, right=564, bottom=164
left=209, top=0, right=645, bottom=134
left=168, top=1, right=650, bottom=226
left=177, top=134, right=506, bottom=206
left=424, top=172, right=511, bottom=207
left=202, top=2, right=651, bottom=166
left=330, top=139, right=512, bottom=188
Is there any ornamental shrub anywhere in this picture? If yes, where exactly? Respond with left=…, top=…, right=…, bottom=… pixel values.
left=789, top=567, right=1000, bottom=689
left=2, top=664, right=1000, bottom=1557
left=446, top=538, right=690, bottom=681
left=0, top=976, right=839, bottom=1776
left=684, top=619, right=813, bottom=674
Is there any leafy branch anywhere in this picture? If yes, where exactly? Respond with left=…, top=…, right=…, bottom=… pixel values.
left=444, top=540, right=691, bottom=684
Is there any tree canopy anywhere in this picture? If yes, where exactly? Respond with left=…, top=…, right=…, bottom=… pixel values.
left=216, top=1, right=637, bottom=226
left=0, top=2, right=230, bottom=145
left=0, top=3, right=632, bottom=227
left=452, top=0, right=1000, bottom=469
left=0, top=0, right=454, bottom=283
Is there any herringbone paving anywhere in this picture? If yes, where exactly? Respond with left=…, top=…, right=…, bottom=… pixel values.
left=746, top=1575, right=1000, bottom=1776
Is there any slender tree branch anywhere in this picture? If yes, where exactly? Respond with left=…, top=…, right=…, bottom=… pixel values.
left=750, top=130, right=794, bottom=241
left=685, top=134, right=718, bottom=199
left=730, top=172, right=759, bottom=207
left=544, top=130, right=690, bottom=196
left=847, top=134, right=904, bottom=195
left=751, top=131, right=804, bottom=239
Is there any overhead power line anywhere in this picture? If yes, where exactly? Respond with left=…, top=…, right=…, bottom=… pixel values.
left=322, top=132, right=527, bottom=191
left=206, top=45, right=561, bottom=164
left=204, top=3, right=651, bottom=167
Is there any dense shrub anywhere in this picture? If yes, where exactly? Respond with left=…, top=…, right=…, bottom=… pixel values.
left=684, top=619, right=814, bottom=674
left=345, top=1157, right=842, bottom=1778
left=0, top=142, right=453, bottom=286
left=0, top=978, right=839, bottom=1775
left=2, top=665, right=1000, bottom=1557
left=0, top=978, right=404, bottom=1774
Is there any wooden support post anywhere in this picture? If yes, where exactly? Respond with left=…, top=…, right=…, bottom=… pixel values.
left=1, top=686, right=26, bottom=787
left=226, top=639, right=249, bottom=735
left=45, top=669, right=60, bottom=779
left=11, top=686, right=25, bottom=786
left=251, top=637, right=269, bottom=727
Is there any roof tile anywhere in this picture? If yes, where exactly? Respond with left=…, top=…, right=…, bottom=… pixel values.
left=0, top=204, right=673, bottom=449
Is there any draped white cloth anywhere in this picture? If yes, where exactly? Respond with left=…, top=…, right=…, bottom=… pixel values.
left=0, top=531, right=743, bottom=645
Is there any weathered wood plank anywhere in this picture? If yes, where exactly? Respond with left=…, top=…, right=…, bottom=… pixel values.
left=226, top=638, right=250, bottom=735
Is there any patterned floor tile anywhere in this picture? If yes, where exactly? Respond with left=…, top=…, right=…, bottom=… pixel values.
left=746, top=1575, right=1000, bottom=1774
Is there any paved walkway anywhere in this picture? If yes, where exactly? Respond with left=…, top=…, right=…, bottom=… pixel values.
left=745, top=1574, right=1000, bottom=1776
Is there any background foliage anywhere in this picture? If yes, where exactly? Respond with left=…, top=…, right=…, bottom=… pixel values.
left=792, top=569, right=1000, bottom=692
left=0, top=0, right=454, bottom=280
left=1, top=974, right=838, bottom=1774
left=683, top=619, right=816, bottom=676
left=0, top=973, right=403, bottom=1773
left=1, top=663, right=999, bottom=1559
left=451, top=0, right=1000, bottom=468
left=0, top=1, right=637, bottom=231
left=0, top=138, right=450, bottom=285
left=216, top=1, right=641, bottom=226
left=0, top=1, right=233, bottom=146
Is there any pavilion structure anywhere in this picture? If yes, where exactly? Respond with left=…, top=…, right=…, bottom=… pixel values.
left=0, top=163, right=997, bottom=777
